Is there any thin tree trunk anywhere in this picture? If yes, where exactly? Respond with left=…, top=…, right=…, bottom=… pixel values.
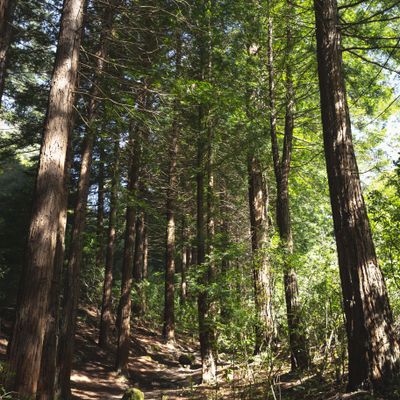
left=180, top=216, right=189, bottom=306
left=314, top=0, right=400, bottom=391
left=267, top=8, right=308, bottom=369
left=142, top=222, right=148, bottom=280
left=162, top=32, right=182, bottom=342
left=58, top=4, right=117, bottom=395
left=0, top=0, right=15, bottom=106
left=99, top=138, right=120, bottom=348
left=7, top=0, right=85, bottom=396
left=133, top=209, right=145, bottom=317
left=247, top=155, right=274, bottom=354
left=115, top=123, right=141, bottom=372
left=96, top=141, right=106, bottom=279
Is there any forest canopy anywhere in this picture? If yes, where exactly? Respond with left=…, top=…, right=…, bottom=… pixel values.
left=0, top=0, right=400, bottom=399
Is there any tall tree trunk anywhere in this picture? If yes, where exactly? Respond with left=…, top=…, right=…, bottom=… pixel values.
left=247, top=155, right=274, bottom=354
left=142, top=222, right=148, bottom=280
left=99, top=138, right=120, bottom=348
left=162, top=32, right=181, bottom=342
left=7, top=0, right=85, bottom=396
left=96, top=141, right=106, bottom=280
left=314, top=0, right=400, bottom=391
left=0, top=0, right=15, bottom=106
left=58, top=4, right=117, bottom=395
left=268, top=8, right=308, bottom=369
left=36, top=139, right=72, bottom=400
left=115, top=123, right=141, bottom=372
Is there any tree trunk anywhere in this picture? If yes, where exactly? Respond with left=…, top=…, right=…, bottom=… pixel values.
left=99, top=139, right=120, bottom=348
left=57, top=4, right=117, bottom=395
left=267, top=8, right=308, bottom=369
left=0, top=0, right=15, bottom=106
left=133, top=209, right=145, bottom=317
left=96, top=141, right=106, bottom=281
left=7, top=0, right=85, bottom=396
left=314, top=0, right=400, bottom=391
left=247, top=155, right=274, bottom=354
left=162, top=33, right=181, bottom=341
left=180, top=216, right=189, bottom=306
left=36, top=139, right=71, bottom=400
left=143, top=222, right=148, bottom=280
left=115, top=123, right=141, bottom=372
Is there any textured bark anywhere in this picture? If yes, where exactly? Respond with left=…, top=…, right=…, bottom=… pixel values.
left=247, top=155, right=274, bottom=354
left=0, top=0, right=15, bottom=106
left=36, top=140, right=71, bottom=400
left=143, top=223, right=148, bottom=280
left=7, top=0, right=85, bottom=396
left=99, top=139, right=120, bottom=348
left=267, top=9, right=308, bottom=369
left=180, top=216, right=190, bottom=306
left=58, top=4, right=117, bottom=395
left=314, top=0, right=400, bottom=391
left=115, top=124, right=141, bottom=372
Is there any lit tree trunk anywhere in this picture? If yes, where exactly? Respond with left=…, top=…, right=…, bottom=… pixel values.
left=143, top=222, right=148, bottom=280
left=180, top=216, right=189, bottom=306
left=37, top=141, right=71, bottom=400
left=7, top=0, right=85, bottom=396
left=247, top=155, right=274, bottom=354
left=0, top=0, right=15, bottom=106
left=314, top=0, right=400, bottom=391
left=115, top=123, right=141, bottom=372
left=99, top=138, right=120, bottom=348
left=58, top=4, right=117, bottom=395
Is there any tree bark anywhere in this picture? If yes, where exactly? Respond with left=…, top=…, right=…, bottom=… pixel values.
left=162, top=32, right=182, bottom=342
left=267, top=8, right=309, bottom=369
left=247, top=155, right=274, bottom=354
left=36, top=139, right=71, bottom=400
left=0, top=0, right=15, bottom=106
left=115, top=123, right=141, bottom=372
left=180, top=216, right=190, bottom=306
left=96, top=141, right=106, bottom=282
left=99, top=138, right=120, bottom=349
left=7, top=0, right=85, bottom=396
left=314, top=0, right=400, bottom=391
left=57, top=3, right=117, bottom=395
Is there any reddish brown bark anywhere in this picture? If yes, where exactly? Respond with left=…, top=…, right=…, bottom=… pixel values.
left=7, top=0, right=85, bottom=396
left=0, top=0, right=15, bottom=106
left=314, top=0, right=400, bottom=391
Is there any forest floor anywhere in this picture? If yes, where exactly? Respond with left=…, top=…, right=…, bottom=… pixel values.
left=0, top=307, right=376, bottom=400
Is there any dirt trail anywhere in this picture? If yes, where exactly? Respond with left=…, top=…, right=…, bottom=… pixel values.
left=71, top=308, right=202, bottom=400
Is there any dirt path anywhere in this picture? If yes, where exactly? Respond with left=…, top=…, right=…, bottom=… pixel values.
left=71, top=309, right=202, bottom=400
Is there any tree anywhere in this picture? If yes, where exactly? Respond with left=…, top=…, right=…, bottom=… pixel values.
left=268, top=2, right=308, bottom=370
left=0, top=0, right=15, bottom=106
left=314, top=0, right=400, bottom=391
left=7, top=0, right=85, bottom=395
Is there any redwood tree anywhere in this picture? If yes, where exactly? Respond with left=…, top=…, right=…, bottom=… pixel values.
left=7, top=0, right=85, bottom=395
left=314, top=0, right=400, bottom=391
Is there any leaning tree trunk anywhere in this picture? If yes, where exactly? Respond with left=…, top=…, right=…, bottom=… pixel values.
left=0, top=0, right=16, bottom=106
left=58, top=4, right=117, bottom=395
left=99, top=138, right=120, bottom=348
left=133, top=209, right=145, bottom=317
left=247, top=155, right=274, bottom=354
left=115, top=124, right=141, bottom=372
left=314, top=0, right=400, bottom=391
left=7, top=0, right=85, bottom=396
